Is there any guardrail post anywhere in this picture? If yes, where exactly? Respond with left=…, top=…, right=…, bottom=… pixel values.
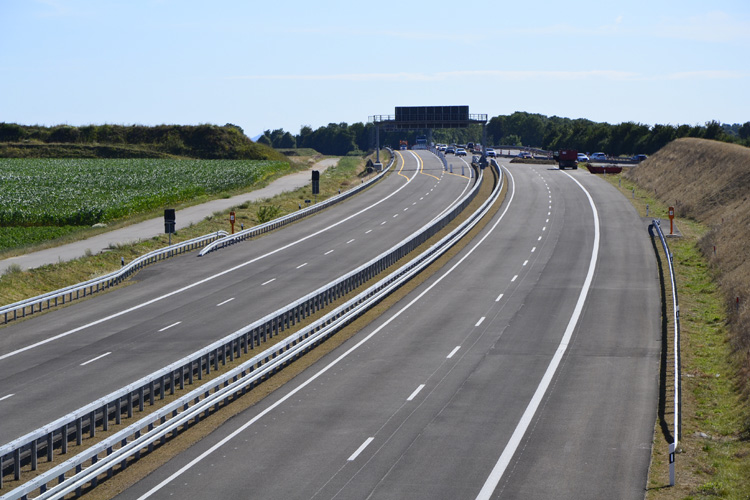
left=14, top=448, right=21, bottom=480
left=61, top=424, right=68, bottom=455
left=669, top=442, right=675, bottom=486
left=31, top=439, right=38, bottom=471
left=102, top=403, right=109, bottom=431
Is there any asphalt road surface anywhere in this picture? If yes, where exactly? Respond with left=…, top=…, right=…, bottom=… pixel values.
left=0, top=150, right=477, bottom=443
left=115, top=161, right=661, bottom=499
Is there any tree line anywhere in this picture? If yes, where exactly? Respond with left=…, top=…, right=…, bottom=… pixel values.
left=3, top=114, right=748, bottom=159
left=0, top=123, right=283, bottom=160
left=257, top=112, right=750, bottom=157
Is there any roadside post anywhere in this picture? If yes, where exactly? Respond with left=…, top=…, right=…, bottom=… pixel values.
left=312, top=170, right=320, bottom=204
left=668, top=206, right=675, bottom=235
left=164, top=209, right=176, bottom=246
left=229, top=211, right=236, bottom=234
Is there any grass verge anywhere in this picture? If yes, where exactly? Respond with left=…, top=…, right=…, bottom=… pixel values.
left=598, top=172, right=750, bottom=499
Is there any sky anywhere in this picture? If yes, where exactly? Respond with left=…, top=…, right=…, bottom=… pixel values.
left=1, top=0, right=749, bottom=138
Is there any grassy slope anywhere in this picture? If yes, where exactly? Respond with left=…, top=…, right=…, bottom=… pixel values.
left=601, top=137, right=750, bottom=498
left=626, top=138, right=750, bottom=397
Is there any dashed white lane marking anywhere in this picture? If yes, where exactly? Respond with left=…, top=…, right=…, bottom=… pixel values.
left=0, top=394, right=14, bottom=402
left=217, top=298, right=235, bottom=306
left=523, top=260, right=528, bottom=266
left=80, top=352, right=112, bottom=366
left=393, top=214, right=399, bottom=218
left=420, top=197, right=424, bottom=200
left=407, top=384, right=425, bottom=401
left=404, top=207, right=409, bottom=211
left=447, top=346, right=461, bottom=359
left=261, top=278, right=276, bottom=286
left=413, top=202, right=417, bottom=205
left=495, top=293, right=504, bottom=302
left=511, top=275, right=518, bottom=282
left=365, top=229, right=372, bottom=234
left=538, top=236, right=542, bottom=241
left=475, top=316, right=486, bottom=327
left=381, top=221, right=387, bottom=225
left=348, top=437, right=375, bottom=461
left=158, top=321, right=181, bottom=332
left=531, top=247, right=536, bottom=253
left=346, top=239, right=355, bottom=244
left=296, top=263, right=308, bottom=269
left=542, top=227, right=546, bottom=231
left=325, top=250, right=334, bottom=255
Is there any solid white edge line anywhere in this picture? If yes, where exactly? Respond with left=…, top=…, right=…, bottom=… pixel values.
left=407, top=384, right=425, bottom=402
left=80, top=352, right=112, bottom=366
left=216, top=298, right=235, bottom=307
left=475, top=316, right=485, bottom=327
left=475, top=169, right=600, bottom=500
left=348, top=437, right=375, bottom=461
left=0, top=394, right=14, bottom=402
left=135, top=166, right=518, bottom=500
left=158, top=322, right=182, bottom=332
left=446, top=346, right=461, bottom=359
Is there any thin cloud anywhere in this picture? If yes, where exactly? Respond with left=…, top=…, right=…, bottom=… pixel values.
left=655, top=11, right=750, bottom=42
left=228, top=70, right=649, bottom=82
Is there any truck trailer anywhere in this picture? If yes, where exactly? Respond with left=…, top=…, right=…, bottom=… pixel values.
left=554, top=149, right=578, bottom=170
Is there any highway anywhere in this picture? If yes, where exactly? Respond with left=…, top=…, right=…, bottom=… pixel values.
left=116, top=161, right=661, bottom=499
left=0, top=150, right=477, bottom=444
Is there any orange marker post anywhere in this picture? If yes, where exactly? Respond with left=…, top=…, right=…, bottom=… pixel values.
left=668, top=206, right=675, bottom=235
left=229, top=211, right=236, bottom=234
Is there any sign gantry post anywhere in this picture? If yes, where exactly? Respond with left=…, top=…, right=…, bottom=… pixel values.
left=369, top=106, right=488, bottom=167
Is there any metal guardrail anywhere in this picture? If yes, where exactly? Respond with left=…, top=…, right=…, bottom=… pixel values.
left=0, top=157, right=490, bottom=496
left=199, top=151, right=396, bottom=256
left=652, top=219, right=681, bottom=486
left=0, top=231, right=228, bottom=325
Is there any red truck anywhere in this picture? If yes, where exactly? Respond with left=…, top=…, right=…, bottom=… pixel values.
left=554, top=149, right=578, bottom=170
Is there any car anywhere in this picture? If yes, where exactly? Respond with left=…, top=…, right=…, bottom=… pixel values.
left=445, top=147, right=455, bottom=154
left=577, top=153, right=589, bottom=161
left=590, top=152, right=607, bottom=161
left=517, top=151, right=532, bottom=159
left=633, top=154, right=648, bottom=162
left=455, top=148, right=467, bottom=156
left=486, top=148, right=496, bottom=157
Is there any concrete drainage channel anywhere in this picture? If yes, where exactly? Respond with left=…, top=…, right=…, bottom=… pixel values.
left=0, top=160, right=501, bottom=500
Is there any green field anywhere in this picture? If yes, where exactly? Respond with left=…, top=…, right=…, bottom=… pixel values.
left=0, top=158, right=286, bottom=227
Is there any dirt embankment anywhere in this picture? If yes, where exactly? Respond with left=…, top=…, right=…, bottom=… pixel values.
left=625, top=137, right=750, bottom=392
